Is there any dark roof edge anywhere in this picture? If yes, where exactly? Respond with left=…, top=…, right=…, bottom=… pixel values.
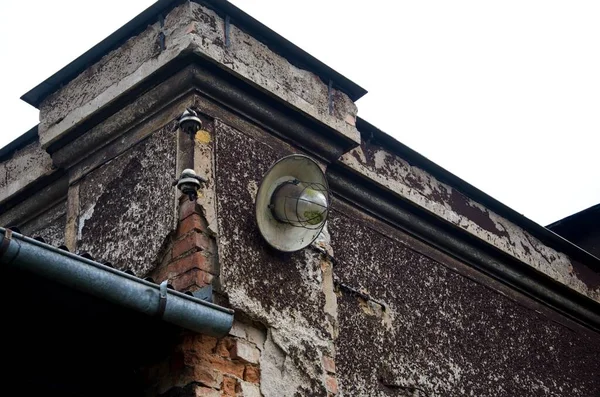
left=355, top=117, right=600, bottom=269
left=21, top=0, right=366, bottom=108
left=546, top=204, right=600, bottom=231
left=0, top=125, right=39, bottom=163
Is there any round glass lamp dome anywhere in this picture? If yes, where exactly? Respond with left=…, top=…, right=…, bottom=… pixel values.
left=255, top=155, right=330, bottom=252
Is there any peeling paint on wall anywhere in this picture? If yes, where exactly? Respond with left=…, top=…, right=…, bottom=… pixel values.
left=216, top=121, right=334, bottom=396
left=330, top=201, right=600, bottom=396
left=38, top=2, right=359, bottom=151
left=341, top=144, right=600, bottom=302
left=76, top=123, right=177, bottom=275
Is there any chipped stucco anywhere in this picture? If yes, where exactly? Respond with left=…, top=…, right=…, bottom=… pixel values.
left=341, top=144, right=600, bottom=302
left=330, top=201, right=600, bottom=397
left=37, top=2, right=359, bottom=151
left=0, top=140, right=54, bottom=204
left=76, top=123, right=178, bottom=276
left=216, top=121, right=335, bottom=396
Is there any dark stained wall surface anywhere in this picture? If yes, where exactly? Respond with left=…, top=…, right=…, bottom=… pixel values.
left=329, top=201, right=600, bottom=397
left=20, top=201, right=66, bottom=248
left=212, top=115, right=600, bottom=396
left=77, top=122, right=178, bottom=276
left=215, top=120, right=334, bottom=396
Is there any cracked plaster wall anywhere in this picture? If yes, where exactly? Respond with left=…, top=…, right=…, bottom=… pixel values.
left=5, top=1, right=597, bottom=395
left=215, top=120, right=335, bottom=396
left=208, top=114, right=599, bottom=396
left=38, top=2, right=358, bottom=151
left=75, top=122, right=178, bottom=276
left=341, top=143, right=600, bottom=302
left=329, top=201, right=600, bottom=397
left=0, top=140, right=54, bottom=204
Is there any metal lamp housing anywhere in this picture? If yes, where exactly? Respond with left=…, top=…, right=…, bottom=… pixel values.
left=255, top=155, right=330, bottom=252
left=270, top=181, right=328, bottom=227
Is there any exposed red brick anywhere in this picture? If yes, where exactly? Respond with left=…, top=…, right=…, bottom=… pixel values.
left=323, top=356, right=336, bottom=374
left=178, top=213, right=204, bottom=235
left=221, top=376, right=238, bottom=396
left=244, top=365, right=260, bottom=384
left=179, top=199, right=202, bottom=221
left=172, top=252, right=216, bottom=274
left=193, top=365, right=223, bottom=389
left=325, top=375, right=338, bottom=395
left=215, top=337, right=236, bottom=358
left=173, top=232, right=212, bottom=258
left=171, top=269, right=213, bottom=291
left=152, top=264, right=169, bottom=283
left=183, top=334, right=219, bottom=355
left=207, top=355, right=246, bottom=378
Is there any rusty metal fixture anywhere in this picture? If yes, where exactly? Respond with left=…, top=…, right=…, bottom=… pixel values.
left=256, top=155, right=330, bottom=252
left=174, top=169, right=207, bottom=201
left=178, top=108, right=202, bottom=136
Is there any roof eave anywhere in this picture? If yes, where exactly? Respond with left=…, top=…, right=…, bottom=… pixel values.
left=355, top=117, right=600, bottom=270
left=20, top=0, right=366, bottom=108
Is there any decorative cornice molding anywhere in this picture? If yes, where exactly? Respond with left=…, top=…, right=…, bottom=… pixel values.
left=327, top=163, right=600, bottom=332
left=47, top=57, right=360, bottom=166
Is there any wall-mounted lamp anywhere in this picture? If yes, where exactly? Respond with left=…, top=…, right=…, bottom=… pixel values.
left=255, top=155, right=330, bottom=252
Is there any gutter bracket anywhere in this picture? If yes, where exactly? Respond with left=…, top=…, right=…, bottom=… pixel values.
left=157, top=280, right=168, bottom=318
left=0, top=228, right=234, bottom=336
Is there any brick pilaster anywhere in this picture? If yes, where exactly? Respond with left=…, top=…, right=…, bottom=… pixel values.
left=152, top=195, right=218, bottom=292
left=148, top=327, right=263, bottom=396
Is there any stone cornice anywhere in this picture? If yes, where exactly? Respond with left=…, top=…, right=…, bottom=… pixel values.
left=327, top=163, right=600, bottom=332
left=36, top=2, right=360, bottom=153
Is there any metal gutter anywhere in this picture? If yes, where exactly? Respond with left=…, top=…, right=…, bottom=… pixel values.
left=0, top=125, right=38, bottom=163
left=0, top=228, right=233, bottom=337
left=355, top=117, right=600, bottom=271
left=328, top=165, right=600, bottom=332
left=20, top=0, right=366, bottom=108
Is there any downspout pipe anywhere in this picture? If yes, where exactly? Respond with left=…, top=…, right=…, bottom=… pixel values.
left=0, top=228, right=233, bottom=337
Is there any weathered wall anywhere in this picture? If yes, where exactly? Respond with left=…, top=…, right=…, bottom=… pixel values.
left=341, top=141, right=600, bottom=302
left=144, top=323, right=264, bottom=397
left=4, top=1, right=599, bottom=396
left=38, top=2, right=358, bottom=151
left=215, top=120, right=337, bottom=396
left=19, top=201, right=67, bottom=247
left=329, top=200, right=600, bottom=397
left=0, top=140, right=54, bottom=204
left=75, top=122, right=178, bottom=275
left=208, top=112, right=600, bottom=397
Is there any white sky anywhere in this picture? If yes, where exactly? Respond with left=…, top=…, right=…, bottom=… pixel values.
left=1, top=0, right=598, bottom=225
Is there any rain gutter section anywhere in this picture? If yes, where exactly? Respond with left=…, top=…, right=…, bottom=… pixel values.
left=0, top=228, right=233, bottom=337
